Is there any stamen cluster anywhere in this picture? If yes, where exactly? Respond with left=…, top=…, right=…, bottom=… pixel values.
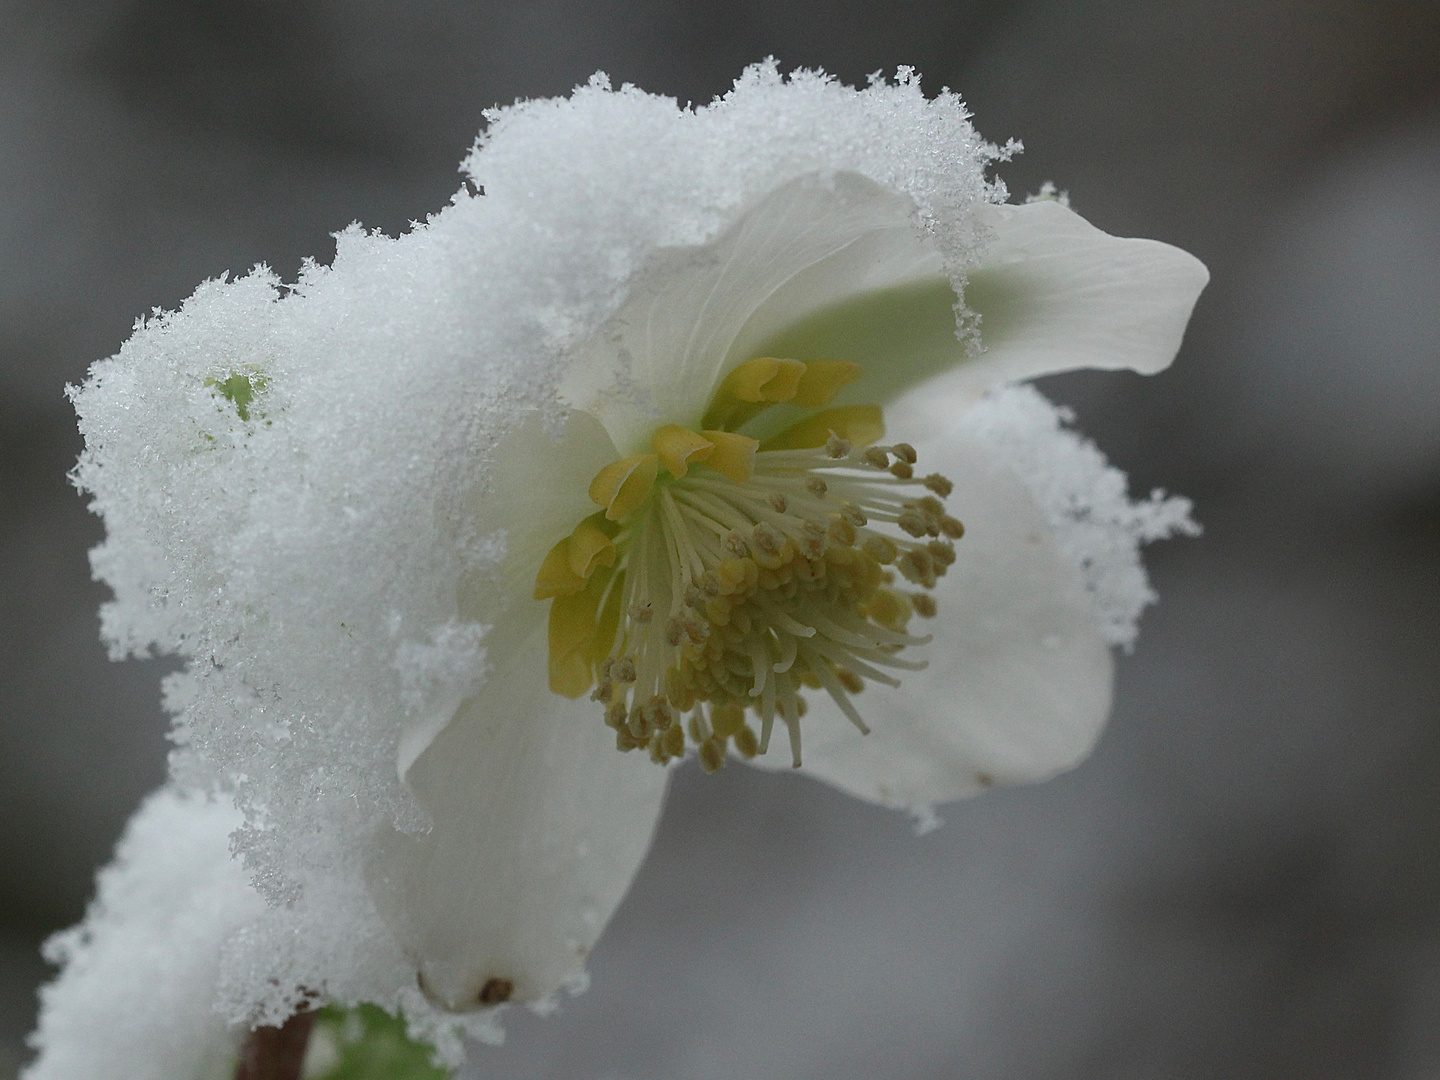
left=534, top=358, right=963, bottom=771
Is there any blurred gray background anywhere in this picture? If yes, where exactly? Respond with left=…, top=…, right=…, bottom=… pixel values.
left=3, top=1, right=1439, bottom=1077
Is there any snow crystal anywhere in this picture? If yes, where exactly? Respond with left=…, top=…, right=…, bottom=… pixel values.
left=62, top=63, right=1005, bottom=1047
left=1025, top=180, right=1071, bottom=208
left=959, top=385, right=1199, bottom=649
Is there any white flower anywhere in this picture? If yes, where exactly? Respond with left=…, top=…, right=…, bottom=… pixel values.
left=49, top=62, right=1206, bottom=1064
left=370, top=170, right=1207, bottom=1013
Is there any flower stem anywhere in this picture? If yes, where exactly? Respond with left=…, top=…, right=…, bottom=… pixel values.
left=234, top=1010, right=317, bottom=1080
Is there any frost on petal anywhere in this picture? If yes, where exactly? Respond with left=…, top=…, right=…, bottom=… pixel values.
left=368, top=600, right=668, bottom=1009
left=885, top=200, right=1210, bottom=438
left=960, top=385, right=1199, bottom=649
left=750, top=431, right=1112, bottom=809
left=25, top=788, right=263, bottom=1080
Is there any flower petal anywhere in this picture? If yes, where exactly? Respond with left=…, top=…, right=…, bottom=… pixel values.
left=748, top=430, right=1113, bottom=809
left=745, top=199, right=1209, bottom=441
left=374, top=408, right=667, bottom=1008
left=369, top=598, right=669, bottom=1008
left=885, top=201, right=1210, bottom=436
left=560, top=172, right=929, bottom=452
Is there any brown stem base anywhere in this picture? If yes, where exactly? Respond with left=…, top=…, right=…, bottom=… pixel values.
left=234, top=1010, right=317, bottom=1080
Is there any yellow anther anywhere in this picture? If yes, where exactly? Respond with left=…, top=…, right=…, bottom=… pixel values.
left=751, top=521, right=784, bottom=554
left=588, top=453, right=659, bottom=521
left=651, top=424, right=715, bottom=479
left=792, top=359, right=861, bottom=408
left=897, top=508, right=929, bottom=537
left=567, top=517, right=617, bottom=579
left=704, top=596, right=731, bottom=625
left=924, top=473, right=954, bottom=497
left=864, top=587, right=913, bottom=630
left=534, top=537, right=587, bottom=599
left=710, top=703, right=745, bottom=739
left=698, top=738, right=726, bottom=773
left=722, top=530, right=751, bottom=558
left=828, top=515, right=857, bottom=546
left=715, top=557, right=756, bottom=594
left=698, top=430, right=759, bottom=484
left=761, top=405, right=885, bottom=451
left=687, top=714, right=708, bottom=744
left=627, top=704, right=654, bottom=740
left=862, top=535, right=898, bottom=564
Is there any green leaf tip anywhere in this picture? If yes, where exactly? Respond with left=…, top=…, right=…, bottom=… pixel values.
left=205, top=372, right=267, bottom=421
left=301, top=1003, right=451, bottom=1080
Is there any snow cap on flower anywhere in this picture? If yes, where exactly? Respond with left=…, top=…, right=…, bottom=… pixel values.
left=55, top=60, right=1206, bottom=1058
